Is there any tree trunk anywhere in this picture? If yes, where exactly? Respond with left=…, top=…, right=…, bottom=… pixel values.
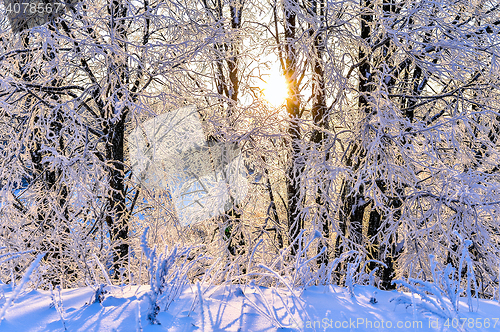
left=105, top=0, right=129, bottom=279
left=308, top=0, right=331, bottom=266
left=284, top=0, right=304, bottom=256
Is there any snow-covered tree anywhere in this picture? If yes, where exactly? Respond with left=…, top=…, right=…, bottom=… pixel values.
left=0, top=0, right=229, bottom=284
left=0, top=0, right=499, bottom=300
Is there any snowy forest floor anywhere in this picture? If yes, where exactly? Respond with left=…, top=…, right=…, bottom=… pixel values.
left=0, top=283, right=499, bottom=332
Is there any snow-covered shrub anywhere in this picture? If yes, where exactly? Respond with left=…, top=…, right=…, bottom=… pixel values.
left=88, top=284, right=107, bottom=305
left=457, top=239, right=479, bottom=312
left=391, top=244, right=478, bottom=321
left=242, top=230, right=333, bottom=289
left=291, top=230, right=327, bottom=287
left=140, top=227, right=203, bottom=324
left=49, top=284, right=67, bottom=331
left=341, top=254, right=386, bottom=297
left=345, top=255, right=363, bottom=297
left=0, top=248, right=35, bottom=287
left=0, top=253, right=44, bottom=324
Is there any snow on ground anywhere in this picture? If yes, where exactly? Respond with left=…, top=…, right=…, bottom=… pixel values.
left=0, top=283, right=499, bottom=331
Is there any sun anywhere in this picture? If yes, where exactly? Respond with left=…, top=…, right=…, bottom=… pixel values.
left=260, top=70, right=288, bottom=107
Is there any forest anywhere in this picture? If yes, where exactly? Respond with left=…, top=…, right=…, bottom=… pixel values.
left=0, top=0, right=499, bottom=329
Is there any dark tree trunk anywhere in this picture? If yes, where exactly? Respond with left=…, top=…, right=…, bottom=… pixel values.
left=105, top=0, right=129, bottom=279
left=283, top=0, right=305, bottom=257
left=308, top=0, right=331, bottom=266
